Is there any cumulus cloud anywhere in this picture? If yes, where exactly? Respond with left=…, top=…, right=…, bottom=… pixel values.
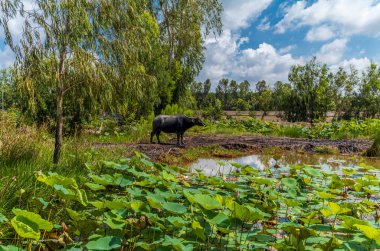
left=222, top=0, right=273, bottom=31
left=199, top=0, right=277, bottom=87
left=275, top=0, right=380, bottom=38
left=316, top=38, right=348, bottom=64
left=199, top=36, right=304, bottom=86
left=305, top=25, right=336, bottom=42
left=236, top=43, right=304, bottom=84
left=330, top=57, right=371, bottom=74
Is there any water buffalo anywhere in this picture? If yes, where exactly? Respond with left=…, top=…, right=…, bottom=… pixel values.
left=150, top=115, right=205, bottom=146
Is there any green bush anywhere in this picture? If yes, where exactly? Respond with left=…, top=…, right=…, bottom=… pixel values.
left=277, top=125, right=306, bottom=138
left=160, top=104, right=193, bottom=116
left=364, top=132, right=380, bottom=157
left=202, top=99, right=224, bottom=121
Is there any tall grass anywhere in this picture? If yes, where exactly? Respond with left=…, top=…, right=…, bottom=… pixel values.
left=276, top=125, right=306, bottom=138
left=0, top=112, right=51, bottom=209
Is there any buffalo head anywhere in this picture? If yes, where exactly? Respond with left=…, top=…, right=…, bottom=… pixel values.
left=193, top=117, right=206, bottom=126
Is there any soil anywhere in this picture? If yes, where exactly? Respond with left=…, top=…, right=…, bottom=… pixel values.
left=90, top=135, right=372, bottom=161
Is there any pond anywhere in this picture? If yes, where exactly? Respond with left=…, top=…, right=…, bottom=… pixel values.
left=190, top=153, right=380, bottom=176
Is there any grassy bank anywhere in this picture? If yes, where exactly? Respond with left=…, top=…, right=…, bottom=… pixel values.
left=83, top=117, right=380, bottom=144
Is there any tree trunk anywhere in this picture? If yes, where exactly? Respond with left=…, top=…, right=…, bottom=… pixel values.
left=53, top=85, right=63, bottom=164
left=53, top=48, right=66, bottom=164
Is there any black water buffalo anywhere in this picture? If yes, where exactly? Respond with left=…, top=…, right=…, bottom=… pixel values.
left=150, top=115, right=205, bottom=146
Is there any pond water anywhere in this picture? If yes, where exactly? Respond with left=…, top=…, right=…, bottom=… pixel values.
left=189, top=153, right=380, bottom=176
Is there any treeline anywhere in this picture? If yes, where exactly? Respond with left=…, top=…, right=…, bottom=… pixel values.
left=191, top=57, right=380, bottom=122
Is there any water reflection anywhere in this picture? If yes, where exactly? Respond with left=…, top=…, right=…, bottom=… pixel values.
left=190, top=153, right=380, bottom=176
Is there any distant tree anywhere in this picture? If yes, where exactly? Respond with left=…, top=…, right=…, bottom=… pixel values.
left=238, top=80, right=250, bottom=100
left=255, top=80, right=268, bottom=93
left=359, top=63, right=380, bottom=118
left=229, top=80, right=238, bottom=103
left=273, top=81, right=291, bottom=112
left=253, top=80, right=273, bottom=114
left=285, top=57, right=334, bottom=122
left=215, top=78, right=229, bottom=109
left=190, top=81, right=203, bottom=108
left=202, top=79, right=212, bottom=106
left=330, top=66, right=360, bottom=120
left=256, top=89, right=273, bottom=119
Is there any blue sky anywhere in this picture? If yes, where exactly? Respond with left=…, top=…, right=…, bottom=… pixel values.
left=2, top=0, right=380, bottom=88
left=198, top=0, right=380, bottom=87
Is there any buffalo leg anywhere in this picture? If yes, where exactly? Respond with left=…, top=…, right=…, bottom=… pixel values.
left=150, top=131, right=155, bottom=144
left=156, top=131, right=161, bottom=144
left=181, top=133, right=184, bottom=145
left=176, top=132, right=181, bottom=146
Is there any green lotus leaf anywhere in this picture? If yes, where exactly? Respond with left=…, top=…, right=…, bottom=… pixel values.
left=85, top=236, right=122, bottom=250
left=163, top=202, right=187, bottom=214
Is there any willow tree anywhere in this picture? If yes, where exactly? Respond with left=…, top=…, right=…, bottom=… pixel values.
left=1, top=0, right=160, bottom=163
left=147, top=0, right=223, bottom=110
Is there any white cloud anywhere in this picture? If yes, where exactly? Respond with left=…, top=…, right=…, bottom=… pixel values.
left=275, top=1, right=307, bottom=34
left=316, top=38, right=348, bottom=64
left=200, top=30, right=241, bottom=81
left=275, top=0, right=380, bottom=38
left=305, top=25, right=336, bottom=42
left=279, top=45, right=297, bottom=54
left=199, top=0, right=276, bottom=86
left=236, top=43, right=304, bottom=84
left=256, top=17, right=270, bottom=31
left=222, top=0, right=273, bottom=31
left=330, top=57, right=371, bottom=74
left=199, top=36, right=304, bottom=86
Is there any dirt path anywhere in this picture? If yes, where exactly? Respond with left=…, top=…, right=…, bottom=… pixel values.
left=90, top=135, right=372, bottom=161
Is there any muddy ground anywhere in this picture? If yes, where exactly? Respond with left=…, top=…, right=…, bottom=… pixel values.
left=90, top=135, right=372, bottom=161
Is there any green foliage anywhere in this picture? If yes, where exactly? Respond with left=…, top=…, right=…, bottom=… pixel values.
left=365, top=131, right=380, bottom=157
left=285, top=57, right=334, bottom=122
left=160, top=104, right=193, bottom=117
left=0, top=154, right=380, bottom=250
left=10, top=209, right=53, bottom=240
left=200, top=117, right=380, bottom=140
left=202, top=99, right=224, bottom=121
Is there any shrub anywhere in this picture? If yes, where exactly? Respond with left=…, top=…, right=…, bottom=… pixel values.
left=278, top=125, right=306, bottom=138
left=364, top=132, right=380, bottom=157
left=160, top=104, right=193, bottom=116
left=202, top=99, right=224, bottom=121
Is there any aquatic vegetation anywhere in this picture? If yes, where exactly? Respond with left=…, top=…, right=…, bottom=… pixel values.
left=1, top=154, right=380, bottom=250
